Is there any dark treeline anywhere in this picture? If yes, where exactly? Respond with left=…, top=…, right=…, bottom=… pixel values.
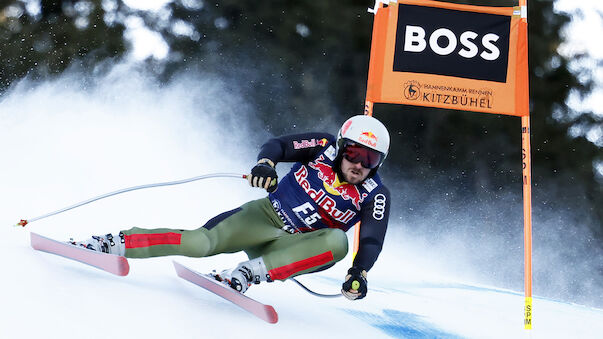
left=1, top=0, right=601, bottom=242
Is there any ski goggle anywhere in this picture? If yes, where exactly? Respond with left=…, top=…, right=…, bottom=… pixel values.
left=342, top=143, right=383, bottom=169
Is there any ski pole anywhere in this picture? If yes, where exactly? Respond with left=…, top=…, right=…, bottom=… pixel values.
left=290, top=278, right=342, bottom=298
left=15, top=173, right=249, bottom=227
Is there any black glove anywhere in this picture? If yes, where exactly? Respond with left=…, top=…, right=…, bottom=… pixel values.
left=341, top=266, right=368, bottom=300
left=248, top=159, right=278, bottom=192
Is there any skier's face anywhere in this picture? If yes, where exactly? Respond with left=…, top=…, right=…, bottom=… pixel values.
left=340, top=157, right=371, bottom=184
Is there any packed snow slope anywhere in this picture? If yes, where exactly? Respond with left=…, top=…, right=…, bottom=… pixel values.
left=1, top=65, right=602, bottom=338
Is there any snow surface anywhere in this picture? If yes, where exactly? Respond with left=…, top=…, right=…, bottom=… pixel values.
left=1, top=64, right=602, bottom=339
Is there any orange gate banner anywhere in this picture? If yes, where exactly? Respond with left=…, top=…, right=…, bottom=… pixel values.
left=366, top=0, right=529, bottom=116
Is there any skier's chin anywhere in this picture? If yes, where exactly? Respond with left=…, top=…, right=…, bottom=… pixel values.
left=343, top=170, right=366, bottom=185
left=340, top=157, right=370, bottom=184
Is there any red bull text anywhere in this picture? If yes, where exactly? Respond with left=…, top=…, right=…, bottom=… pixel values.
left=292, top=138, right=328, bottom=150
left=359, top=131, right=378, bottom=148
left=294, top=166, right=356, bottom=224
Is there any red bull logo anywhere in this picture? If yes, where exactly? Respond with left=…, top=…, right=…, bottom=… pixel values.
left=307, top=155, right=367, bottom=210
left=359, top=131, right=378, bottom=148
left=294, top=165, right=356, bottom=223
left=292, top=138, right=329, bottom=149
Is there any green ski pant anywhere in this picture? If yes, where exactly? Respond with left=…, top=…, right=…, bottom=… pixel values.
left=121, top=198, right=348, bottom=281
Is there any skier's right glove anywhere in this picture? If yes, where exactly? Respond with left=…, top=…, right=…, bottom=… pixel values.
left=248, top=158, right=278, bottom=192
left=341, top=266, right=368, bottom=300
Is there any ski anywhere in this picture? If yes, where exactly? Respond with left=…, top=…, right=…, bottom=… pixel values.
left=30, top=232, right=130, bottom=276
left=173, top=261, right=278, bottom=324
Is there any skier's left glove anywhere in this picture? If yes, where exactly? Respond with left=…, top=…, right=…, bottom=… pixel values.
left=248, top=158, right=278, bottom=192
left=341, top=266, right=368, bottom=300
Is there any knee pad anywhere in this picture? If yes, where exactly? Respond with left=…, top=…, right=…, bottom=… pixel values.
left=323, top=229, right=348, bottom=262
left=180, top=230, right=212, bottom=257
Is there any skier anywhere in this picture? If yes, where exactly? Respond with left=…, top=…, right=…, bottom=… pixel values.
left=73, top=115, right=391, bottom=300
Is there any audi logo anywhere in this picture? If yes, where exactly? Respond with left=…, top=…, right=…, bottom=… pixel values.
left=372, top=194, right=387, bottom=220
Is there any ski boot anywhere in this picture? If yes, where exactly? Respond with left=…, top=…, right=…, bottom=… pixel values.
left=212, top=257, right=272, bottom=293
left=69, top=232, right=126, bottom=256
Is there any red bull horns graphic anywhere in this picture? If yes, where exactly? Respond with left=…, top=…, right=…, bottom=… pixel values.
left=306, top=155, right=368, bottom=211
left=359, top=131, right=378, bottom=148
left=294, top=165, right=357, bottom=224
